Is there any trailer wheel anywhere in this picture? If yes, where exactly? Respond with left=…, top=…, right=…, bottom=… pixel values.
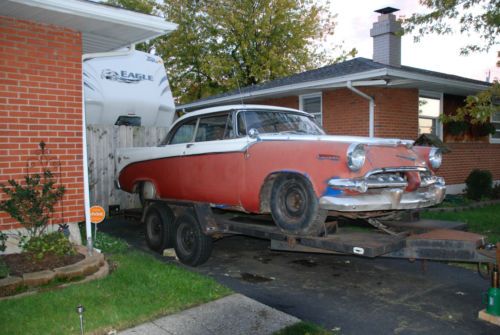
left=174, top=209, right=213, bottom=266
left=270, top=174, right=327, bottom=236
left=144, top=203, right=175, bottom=252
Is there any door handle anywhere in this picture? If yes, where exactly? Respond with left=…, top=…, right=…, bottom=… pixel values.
left=186, top=143, right=194, bottom=148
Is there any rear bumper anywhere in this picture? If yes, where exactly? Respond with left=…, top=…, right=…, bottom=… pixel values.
left=319, top=184, right=446, bottom=212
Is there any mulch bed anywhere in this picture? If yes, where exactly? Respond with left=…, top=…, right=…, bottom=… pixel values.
left=1, top=252, right=85, bottom=277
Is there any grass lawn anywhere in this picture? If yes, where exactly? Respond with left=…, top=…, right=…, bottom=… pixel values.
left=275, top=321, right=336, bottom=335
left=0, top=246, right=230, bottom=334
left=422, top=204, right=500, bottom=243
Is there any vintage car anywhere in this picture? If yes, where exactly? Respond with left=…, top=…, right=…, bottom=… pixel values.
left=116, top=104, right=446, bottom=239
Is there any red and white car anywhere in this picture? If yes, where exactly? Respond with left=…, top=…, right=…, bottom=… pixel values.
left=116, top=105, right=445, bottom=237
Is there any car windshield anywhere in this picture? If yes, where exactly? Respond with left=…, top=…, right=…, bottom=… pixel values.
left=238, top=110, right=324, bottom=136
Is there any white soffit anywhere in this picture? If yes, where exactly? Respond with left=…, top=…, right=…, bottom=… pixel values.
left=0, top=0, right=177, bottom=53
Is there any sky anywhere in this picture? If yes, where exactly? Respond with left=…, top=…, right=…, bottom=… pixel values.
left=326, top=0, right=499, bottom=82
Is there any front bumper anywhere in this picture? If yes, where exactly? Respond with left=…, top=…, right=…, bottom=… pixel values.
left=320, top=184, right=446, bottom=211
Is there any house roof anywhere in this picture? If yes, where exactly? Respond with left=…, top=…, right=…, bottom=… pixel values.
left=178, top=57, right=491, bottom=111
left=0, top=0, right=177, bottom=53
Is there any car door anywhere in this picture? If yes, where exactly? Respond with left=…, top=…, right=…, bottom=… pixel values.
left=181, top=112, right=249, bottom=206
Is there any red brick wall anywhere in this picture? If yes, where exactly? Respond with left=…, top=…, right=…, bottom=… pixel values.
left=371, top=88, right=419, bottom=139
left=257, top=88, right=419, bottom=138
left=440, top=143, right=500, bottom=184
left=249, top=96, right=298, bottom=109
left=440, top=94, right=500, bottom=184
left=323, top=88, right=370, bottom=136
left=0, top=16, right=84, bottom=230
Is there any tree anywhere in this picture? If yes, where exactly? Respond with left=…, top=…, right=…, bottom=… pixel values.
left=403, top=0, right=500, bottom=55
left=107, top=0, right=356, bottom=103
left=441, top=81, right=500, bottom=123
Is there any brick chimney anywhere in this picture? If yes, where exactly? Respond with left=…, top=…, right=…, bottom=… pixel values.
left=370, top=7, right=402, bottom=67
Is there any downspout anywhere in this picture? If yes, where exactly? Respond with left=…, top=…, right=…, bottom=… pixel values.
left=81, top=45, right=135, bottom=255
left=347, top=81, right=375, bottom=137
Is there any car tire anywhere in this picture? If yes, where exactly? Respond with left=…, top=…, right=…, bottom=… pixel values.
left=174, top=209, right=213, bottom=266
left=270, top=174, right=327, bottom=236
left=144, top=203, right=175, bottom=252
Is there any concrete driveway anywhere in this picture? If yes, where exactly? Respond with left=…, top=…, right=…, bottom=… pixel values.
left=100, top=217, right=498, bottom=335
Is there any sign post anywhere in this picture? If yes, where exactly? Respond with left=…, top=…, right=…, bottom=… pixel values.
left=90, top=206, right=105, bottom=247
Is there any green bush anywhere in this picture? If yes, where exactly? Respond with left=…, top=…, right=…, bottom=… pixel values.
left=492, top=184, right=500, bottom=200
left=445, top=121, right=469, bottom=136
left=24, top=232, right=75, bottom=260
left=0, top=169, right=64, bottom=239
left=465, top=169, right=493, bottom=200
left=0, top=259, right=8, bottom=279
left=0, top=232, right=7, bottom=252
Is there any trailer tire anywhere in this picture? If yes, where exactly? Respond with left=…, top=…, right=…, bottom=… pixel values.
left=174, top=209, right=213, bottom=266
left=270, top=174, right=327, bottom=236
left=144, top=203, right=175, bottom=252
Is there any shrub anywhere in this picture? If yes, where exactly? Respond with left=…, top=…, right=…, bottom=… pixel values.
left=24, top=232, right=75, bottom=260
left=0, top=258, right=8, bottom=279
left=445, top=121, right=469, bottom=136
left=0, top=232, right=7, bottom=252
left=0, top=169, right=65, bottom=238
left=465, top=169, right=493, bottom=200
left=492, top=183, right=500, bottom=200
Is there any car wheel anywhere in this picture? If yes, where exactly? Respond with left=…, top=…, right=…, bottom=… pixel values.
left=174, top=209, right=213, bottom=266
left=270, top=174, right=327, bottom=236
left=144, top=203, right=175, bottom=252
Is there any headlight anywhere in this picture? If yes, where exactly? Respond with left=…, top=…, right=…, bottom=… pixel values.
left=429, top=147, right=442, bottom=170
left=346, top=143, right=366, bottom=171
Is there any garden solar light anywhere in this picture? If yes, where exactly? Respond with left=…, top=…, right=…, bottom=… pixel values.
left=76, top=304, right=85, bottom=335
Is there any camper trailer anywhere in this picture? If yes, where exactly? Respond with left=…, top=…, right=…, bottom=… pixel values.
left=83, top=50, right=175, bottom=127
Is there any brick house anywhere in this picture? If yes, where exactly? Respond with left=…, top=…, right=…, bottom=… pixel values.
left=0, top=0, right=175, bottom=249
left=177, top=8, right=499, bottom=193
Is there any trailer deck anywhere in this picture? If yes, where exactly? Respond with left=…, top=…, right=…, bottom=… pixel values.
left=126, top=201, right=498, bottom=266
left=190, top=204, right=497, bottom=264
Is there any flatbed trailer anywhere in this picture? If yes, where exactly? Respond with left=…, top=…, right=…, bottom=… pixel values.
left=136, top=199, right=498, bottom=267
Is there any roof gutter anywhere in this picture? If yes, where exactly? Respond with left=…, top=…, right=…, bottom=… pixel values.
left=80, top=45, right=136, bottom=255
left=347, top=81, right=375, bottom=137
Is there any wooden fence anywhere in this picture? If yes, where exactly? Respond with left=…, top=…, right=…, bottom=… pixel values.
left=86, top=125, right=169, bottom=213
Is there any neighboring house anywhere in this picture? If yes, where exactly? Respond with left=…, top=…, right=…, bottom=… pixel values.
left=0, top=0, right=175, bottom=240
left=177, top=8, right=499, bottom=194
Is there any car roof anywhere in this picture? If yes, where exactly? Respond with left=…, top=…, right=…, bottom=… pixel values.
left=173, top=104, right=312, bottom=126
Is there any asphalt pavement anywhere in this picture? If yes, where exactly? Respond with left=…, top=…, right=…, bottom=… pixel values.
left=101, top=217, right=498, bottom=335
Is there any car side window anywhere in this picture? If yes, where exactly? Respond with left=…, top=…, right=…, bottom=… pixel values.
left=195, top=113, right=232, bottom=142
left=169, top=118, right=197, bottom=144
left=237, top=112, right=247, bottom=136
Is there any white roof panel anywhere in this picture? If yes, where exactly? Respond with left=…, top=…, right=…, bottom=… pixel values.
left=0, top=0, right=177, bottom=53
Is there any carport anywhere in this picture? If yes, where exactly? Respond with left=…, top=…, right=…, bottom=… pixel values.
left=0, top=0, right=176, bottom=251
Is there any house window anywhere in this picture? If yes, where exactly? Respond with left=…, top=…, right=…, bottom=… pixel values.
left=492, top=111, right=500, bottom=142
left=418, top=93, right=442, bottom=138
left=300, top=93, right=322, bottom=126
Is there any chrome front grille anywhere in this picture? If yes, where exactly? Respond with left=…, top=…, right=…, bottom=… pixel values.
left=328, top=167, right=445, bottom=194
left=366, top=173, right=407, bottom=188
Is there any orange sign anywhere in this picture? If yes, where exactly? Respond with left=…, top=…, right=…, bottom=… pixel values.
left=90, top=205, right=106, bottom=224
